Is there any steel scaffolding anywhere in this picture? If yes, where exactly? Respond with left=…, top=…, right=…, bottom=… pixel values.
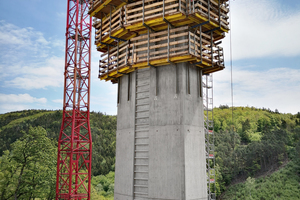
left=203, top=74, right=215, bottom=200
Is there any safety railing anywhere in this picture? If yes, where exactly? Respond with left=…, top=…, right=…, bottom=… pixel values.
left=98, top=26, right=224, bottom=81
left=93, top=7, right=124, bottom=51
left=188, top=0, right=229, bottom=39
left=125, top=0, right=188, bottom=33
left=99, top=41, right=131, bottom=79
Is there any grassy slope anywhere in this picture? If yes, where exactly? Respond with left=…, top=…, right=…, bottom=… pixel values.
left=221, top=161, right=300, bottom=200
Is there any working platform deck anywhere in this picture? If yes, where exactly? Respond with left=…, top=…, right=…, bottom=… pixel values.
left=89, top=0, right=128, bottom=19
left=125, top=0, right=229, bottom=37
left=93, top=7, right=137, bottom=52
left=98, top=26, right=224, bottom=82
left=90, top=0, right=229, bottom=52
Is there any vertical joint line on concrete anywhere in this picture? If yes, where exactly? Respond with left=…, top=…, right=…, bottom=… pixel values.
left=167, top=23, right=170, bottom=61
left=187, top=65, right=190, bottom=94
left=199, top=69, right=203, bottom=97
left=175, top=64, right=178, bottom=95
left=117, top=78, right=120, bottom=104
left=155, top=67, right=158, bottom=97
left=127, top=73, right=130, bottom=101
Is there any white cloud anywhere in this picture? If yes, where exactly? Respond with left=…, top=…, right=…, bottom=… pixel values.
left=222, top=0, right=300, bottom=61
left=0, top=20, right=50, bottom=61
left=0, top=104, right=30, bottom=114
left=0, top=93, right=49, bottom=114
left=52, top=99, right=63, bottom=104
left=0, top=93, right=47, bottom=104
left=214, top=67, right=300, bottom=114
left=0, top=21, right=64, bottom=89
left=3, top=56, right=64, bottom=89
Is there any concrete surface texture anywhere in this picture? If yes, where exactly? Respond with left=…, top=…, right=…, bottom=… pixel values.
left=114, top=63, right=207, bottom=200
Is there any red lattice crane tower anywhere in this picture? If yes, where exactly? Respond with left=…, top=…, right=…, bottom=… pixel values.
left=56, top=0, right=92, bottom=199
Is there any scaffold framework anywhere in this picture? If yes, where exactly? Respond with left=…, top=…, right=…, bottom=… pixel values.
left=203, top=74, right=216, bottom=200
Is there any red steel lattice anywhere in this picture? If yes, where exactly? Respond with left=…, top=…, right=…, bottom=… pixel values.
left=56, top=0, right=92, bottom=199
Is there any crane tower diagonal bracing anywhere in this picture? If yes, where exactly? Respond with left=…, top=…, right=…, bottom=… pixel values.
left=56, top=0, right=92, bottom=199
left=88, top=0, right=229, bottom=199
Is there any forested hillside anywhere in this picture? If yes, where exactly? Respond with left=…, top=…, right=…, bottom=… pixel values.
left=0, top=110, right=116, bottom=199
left=0, top=107, right=299, bottom=199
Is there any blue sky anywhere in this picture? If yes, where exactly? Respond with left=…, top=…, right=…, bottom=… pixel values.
left=0, top=0, right=299, bottom=115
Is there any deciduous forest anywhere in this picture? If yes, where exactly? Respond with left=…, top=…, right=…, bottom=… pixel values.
left=0, top=106, right=300, bottom=199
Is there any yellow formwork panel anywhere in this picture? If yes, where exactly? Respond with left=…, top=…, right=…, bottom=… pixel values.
left=90, top=0, right=114, bottom=17
left=125, top=13, right=185, bottom=31
left=125, top=12, right=228, bottom=38
left=90, top=1, right=127, bottom=21
left=100, top=58, right=223, bottom=82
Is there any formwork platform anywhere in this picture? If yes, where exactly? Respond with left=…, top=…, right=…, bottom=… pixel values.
left=90, top=0, right=229, bottom=52
left=125, top=0, right=229, bottom=38
left=93, top=7, right=137, bottom=52
left=88, top=0, right=128, bottom=19
left=98, top=26, right=224, bottom=82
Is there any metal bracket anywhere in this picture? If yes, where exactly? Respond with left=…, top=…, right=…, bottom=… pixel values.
left=202, top=66, right=214, bottom=71
left=100, top=41, right=115, bottom=47
left=110, top=36, right=127, bottom=42
left=167, top=60, right=175, bottom=65
left=191, top=21, right=209, bottom=29
left=163, top=18, right=174, bottom=28
left=117, top=72, right=128, bottom=75
left=193, top=61, right=203, bottom=66
left=204, top=27, right=221, bottom=34
left=143, top=23, right=155, bottom=32
left=148, top=63, right=156, bottom=68
left=107, top=75, right=118, bottom=80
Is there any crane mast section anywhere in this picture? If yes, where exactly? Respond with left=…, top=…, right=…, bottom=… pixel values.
left=56, top=0, right=92, bottom=199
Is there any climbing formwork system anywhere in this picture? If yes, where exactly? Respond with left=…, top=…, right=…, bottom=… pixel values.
left=89, top=0, right=228, bottom=199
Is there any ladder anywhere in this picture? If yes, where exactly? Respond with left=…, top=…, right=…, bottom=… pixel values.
left=203, top=73, right=216, bottom=200
left=133, top=68, right=150, bottom=199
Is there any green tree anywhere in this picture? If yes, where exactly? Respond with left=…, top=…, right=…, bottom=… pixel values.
left=0, top=126, right=57, bottom=200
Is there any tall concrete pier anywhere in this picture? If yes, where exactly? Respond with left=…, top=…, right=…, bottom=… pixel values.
left=114, top=64, right=207, bottom=200
left=88, top=0, right=230, bottom=199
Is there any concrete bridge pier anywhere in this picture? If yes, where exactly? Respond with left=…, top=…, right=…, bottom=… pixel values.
left=114, top=63, right=207, bottom=200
